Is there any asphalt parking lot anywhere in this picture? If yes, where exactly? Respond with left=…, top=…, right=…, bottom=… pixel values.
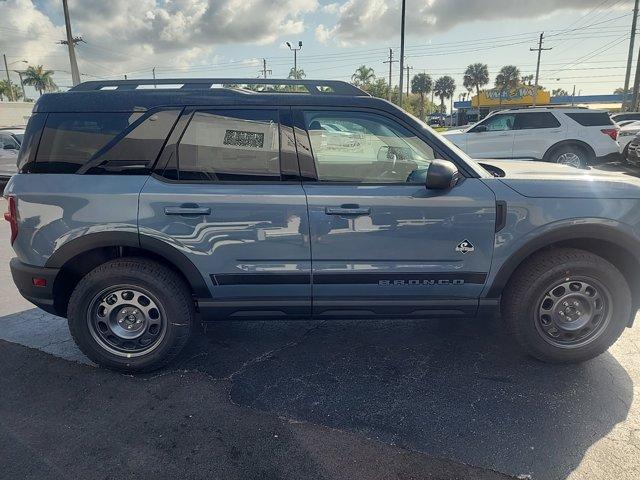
left=1, top=164, right=640, bottom=480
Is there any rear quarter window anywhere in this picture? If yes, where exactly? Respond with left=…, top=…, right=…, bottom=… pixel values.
left=34, top=112, right=138, bottom=173
left=565, top=112, right=613, bottom=127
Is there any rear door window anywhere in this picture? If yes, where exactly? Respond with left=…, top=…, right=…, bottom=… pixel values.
left=565, top=112, right=613, bottom=126
left=176, top=109, right=280, bottom=182
left=514, top=112, right=560, bottom=130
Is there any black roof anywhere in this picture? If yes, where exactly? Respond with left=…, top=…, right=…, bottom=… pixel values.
left=33, top=78, right=394, bottom=114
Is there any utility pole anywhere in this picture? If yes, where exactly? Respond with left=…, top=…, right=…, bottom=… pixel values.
left=152, top=67, right=156, bottom=88
left=530, top=32, right=552, bottom=107
left=261, top=59, right=271, bottom=78
left=405, top=64, right=413, bottom=98
left=15, top=70, right=26, bottom=99
left=62, top=0, right=81, bottom=86
left=382, top=48, right=398, bottom=101
left=632, top=41, right=640, bottom=110
left=398, top=0, right=407, bottom=107
left=625, top=0, right=640, bottom=110
left=3, top=54, right=14, bottom=101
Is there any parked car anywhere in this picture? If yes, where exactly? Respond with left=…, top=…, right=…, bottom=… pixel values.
left=618, top=121, right=640, bottom=159
left=4, top=78, right=640, bottom=372
left=442, top=107, right=620, bottom=168
left=0, top=127, right=24, bottom=179
left=611, top=112, right=640, bottom=123
left=626, top=134, right=640, bottom=166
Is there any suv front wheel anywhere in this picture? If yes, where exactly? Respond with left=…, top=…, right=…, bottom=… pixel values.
left=502, top=248, right=631, bottom=363
left=68, top=258, right=194, bottom=372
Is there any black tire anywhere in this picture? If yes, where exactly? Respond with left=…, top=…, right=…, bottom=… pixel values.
left=68, top=258, right=194, bottom=373
left=546, top=144, right=592, bottom=169
left=502, top=248, right=631, bottom=364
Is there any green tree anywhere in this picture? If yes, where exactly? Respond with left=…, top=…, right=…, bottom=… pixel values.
left=463, top=63, right=489, bottom=109
left=552, top=88, right=569, bottom=97
left=521, top=74, right=534, bottom=85
left=363, top=78, right=390, bottom=99
left=288, top=68, right=306, bottom=80
left=0, top=80, right=23, bottom=101
left=495, top=65, right=520, bottom=105
left=351, top=65, right=375, bottom=86
left=614, top=87, right=629, bottom=95
left=22, top=65, right=57, bottom=96
left=410, top=73, right=433, bottom=119
left=434, top=76, right=456, bottom=115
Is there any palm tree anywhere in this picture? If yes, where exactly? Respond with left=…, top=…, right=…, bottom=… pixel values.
left=495, top=65, right=520, bottom=105
left=521, top=74, right=534, bottom=85
left=434, top=76, right=456, bottom=117
left=22, top=65, right=57, bottom=96
left=288, top=67, right=306, bottom=80
left=463, top=63, right=489, bottom=110
left=351, top=65, right=375, bottom=86
left=410, top=73, right=433, bottom=119
left=0, top=80, right=23, bottom=101
left=552, top=88, right=569, bottom=97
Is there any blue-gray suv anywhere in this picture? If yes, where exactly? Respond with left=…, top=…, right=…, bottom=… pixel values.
left=4, top=78, right=639, bottom=372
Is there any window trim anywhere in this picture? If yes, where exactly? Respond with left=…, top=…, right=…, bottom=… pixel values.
left=469, top=113, right=516, bottom=133
left=153, top=106, right=300, bottom=185
left=292, top=106, right=467, bottom=186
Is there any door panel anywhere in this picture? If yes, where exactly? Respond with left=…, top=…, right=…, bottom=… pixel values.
left=139, top=107, right=311, bottom=319
left=295, top=107, right=496, bottom=318
left=466, top=131, right=515, bottom=158
left=304, top=181, right=496, bottom=317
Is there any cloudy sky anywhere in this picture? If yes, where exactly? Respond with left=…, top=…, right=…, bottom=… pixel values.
left=0, top=0, right=636, bottom=100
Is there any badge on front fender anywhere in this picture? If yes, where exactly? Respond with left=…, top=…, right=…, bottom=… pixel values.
left=456, top=239, right=475, bottom=254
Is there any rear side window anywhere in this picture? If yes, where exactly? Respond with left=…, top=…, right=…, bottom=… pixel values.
left=176, top=109, right=280, bottom=182
left=515, top=112, right=560, bottom=130
left=565, top=112, right=613, bottom=127
left=34, top=113, right=138, bottom=173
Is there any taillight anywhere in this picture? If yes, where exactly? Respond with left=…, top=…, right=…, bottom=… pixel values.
left=601, top=128, right=618, bottom=141
left=3, top=196, right=18, bottom=245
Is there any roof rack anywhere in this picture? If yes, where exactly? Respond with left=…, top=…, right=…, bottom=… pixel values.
left=69, top=78, right=369, bottom=96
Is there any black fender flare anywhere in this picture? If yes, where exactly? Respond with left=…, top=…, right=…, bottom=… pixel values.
left=486, top=222, right=640, bottom=298
left=543, top=139, right=596, bottom=163
left=45, top=231, right=211, bottom=298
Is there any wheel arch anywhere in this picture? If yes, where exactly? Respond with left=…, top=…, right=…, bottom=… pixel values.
left=46, top=232, right=210, bottom=317
left=542, top=139, right=595, bottom=162
left=488, top=223, right=640, bottom=315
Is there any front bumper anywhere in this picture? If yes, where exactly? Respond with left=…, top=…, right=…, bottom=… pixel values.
left=10, top=258, right=60, bottom=315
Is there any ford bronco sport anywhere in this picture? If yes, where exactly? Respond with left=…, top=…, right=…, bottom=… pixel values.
left=4, top=79, right=639, bottom=372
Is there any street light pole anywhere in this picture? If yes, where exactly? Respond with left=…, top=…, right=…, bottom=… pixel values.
left=3, top=54, right=14, bottom=102
left=286, top=41, right=303, bottom=77
left=398, top=0, right=406, bottom=107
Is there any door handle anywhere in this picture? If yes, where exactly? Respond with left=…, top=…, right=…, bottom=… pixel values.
left=325, top=205, right=371, bottom=216
left=164, top=205, right=211, bottom=216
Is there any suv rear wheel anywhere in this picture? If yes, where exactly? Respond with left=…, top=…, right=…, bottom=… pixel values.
left=502, top=248, right=631, bottom=363
left=546, top=144, right=591, bottom=169
left=68, top=258, right=194, bottom=372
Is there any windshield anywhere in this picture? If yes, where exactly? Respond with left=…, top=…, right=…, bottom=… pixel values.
left=14, top=134, right=24, bottom=144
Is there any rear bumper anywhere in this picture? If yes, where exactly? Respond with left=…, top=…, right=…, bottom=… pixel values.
left=10, top=258, right=60, bottom=315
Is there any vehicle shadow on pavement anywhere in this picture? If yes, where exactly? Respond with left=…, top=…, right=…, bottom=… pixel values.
left=177, top=315, right=634, bottom=480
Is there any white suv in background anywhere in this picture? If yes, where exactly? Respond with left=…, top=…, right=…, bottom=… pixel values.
left=442, top=107, right=620, bottom=168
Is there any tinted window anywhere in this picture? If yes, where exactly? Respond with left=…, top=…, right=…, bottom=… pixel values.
left=474, top=114, right=515, bottom=132
left=85, top=109, right=181, bottom=174
left=0, top=133, right=19, bottom=149
left=17, top=113, right=46, bottom=173
left=565, top=112, right=613, bottom=127
left=515, top=112, right=560, bottom=130
left=177, top=109, right=280, bottom=182
left=304, top=111, right=435, bottom=183
left=35, top=113, right=138, bottom=173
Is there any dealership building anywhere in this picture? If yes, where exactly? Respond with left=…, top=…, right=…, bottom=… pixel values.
left=453, top=86, right=624, bottom=125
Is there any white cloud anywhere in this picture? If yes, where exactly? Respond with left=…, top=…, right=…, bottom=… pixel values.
left=320, top=0, right=625, bottom=44
left=0, top=0, right=318, bottom=80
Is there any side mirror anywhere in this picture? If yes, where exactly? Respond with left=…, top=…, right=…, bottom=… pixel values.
left=426, top=160, right=461, bottom=190
left=473, top=125, right=487, bottom=133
